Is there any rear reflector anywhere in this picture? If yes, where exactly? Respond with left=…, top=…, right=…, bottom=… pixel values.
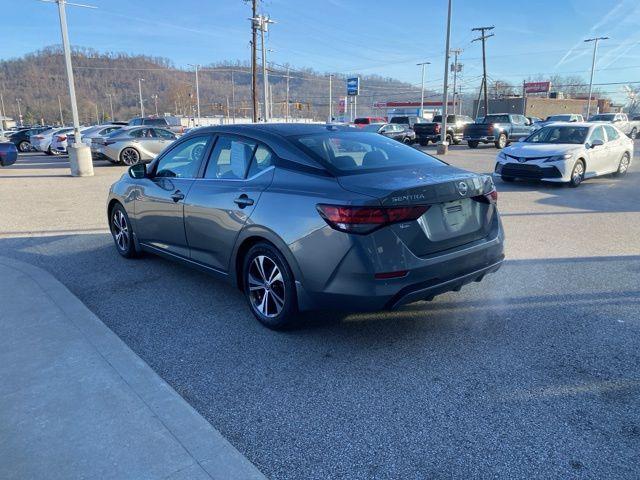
left=317, top=204, right=429, bottom=234
left=375, top=270, right=409, bottom=280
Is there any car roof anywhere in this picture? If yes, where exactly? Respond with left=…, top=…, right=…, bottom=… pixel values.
left=539, top=121, right=593, bottom=128
left=188, top=123, right=353, bottom=137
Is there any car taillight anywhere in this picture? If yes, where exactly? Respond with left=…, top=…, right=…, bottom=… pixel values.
left=472, top=188, right=498, bottom=205
left=435, top=124, right=441, bottom=133
left=317, top=204, right=430, bottom=234
left=34, top=135, right=43, bottom=140
left=56, top=135, right=67, bottom=141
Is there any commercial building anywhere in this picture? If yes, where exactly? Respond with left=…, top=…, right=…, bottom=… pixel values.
left=472, top=97, right=621, bottom=119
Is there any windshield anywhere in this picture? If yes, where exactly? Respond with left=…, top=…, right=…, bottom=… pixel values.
left=353, top=118, right=370, bottom=124
left=291, top=131, right=443, bottom=174
left=524, top=125, right=589, bottom=144
left=589, top=114, right=616, bottom=121
left=480, top=115, right=510, bottom=124
left=144, top=118, right=168, bottom=126
left=546, top=115, right=572, bottom=121
left=389, top=117, right=408, bottom=124
left=432, top=115, right=456, bottom=123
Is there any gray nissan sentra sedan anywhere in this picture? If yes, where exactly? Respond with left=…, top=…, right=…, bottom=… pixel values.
left=107, top=124, right=504, bottom=329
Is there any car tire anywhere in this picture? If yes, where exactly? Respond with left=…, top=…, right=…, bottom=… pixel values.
left=242, top=242, right=298, bottom=330
left=613, top=152, right=631, bottom=176
left=495, top=133, right=507, bottom=149
left=120, top=147, right=141, bottom=166
left=446, top=134, right=453, bottom=145
left=630, top=128, right=637, bottom=141
left=109, top=203, right=139, bottom=258
left=18, top=140, right=31, bottom=152
left=501, top=176, right=515, bottom=182
left=569, top=159, right=585, bottom=187
left=468, top=141, right=479, bottom=149
left=402, top=137, right=411, bottom=144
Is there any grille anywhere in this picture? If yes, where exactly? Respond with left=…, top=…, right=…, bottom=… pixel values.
left=501, top=163, right=562, bottom=179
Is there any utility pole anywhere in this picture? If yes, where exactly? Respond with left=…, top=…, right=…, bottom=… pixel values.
left=417, top=62, right=430, bottom=117
left=254, top=15, right=275, bottom=122
left=584, top=36, right=609, bottom=118
left=107, top=93, right=114, bottom=121
left=438, top=0, right=453, bottom=155
left=0, top=92, right=5, bottom=118
left=187, top=64, right=201, bottom=123
left=250, top=0, right=258, bottom=122
left=151, top=94, right=159, bottom=116
left=94, top=102, right=99, bottom=123
left=16, top=98, right=23, bottom=126
left=138, top=78, right=145, bottom=117
left=472, top=26, right=494, bottom=117
left=450, top=49, right=462, bottom=115
left=328, top=74, right=333, bottom=122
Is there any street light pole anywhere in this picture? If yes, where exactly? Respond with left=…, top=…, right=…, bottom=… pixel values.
left=417, top=62, right=430, bottom=117
left=438, top=0, right=453, bottom=155
left=584, top=36, right=609, bottom=118
left=57, top=95, right=64, bottom=125
left=138, top=78, right=145, bottom=117
left=51, top=0, right=94, bottom=176
left=152, top=94, right=159, bottom=116
left=187, top=64, right=201, bottom=123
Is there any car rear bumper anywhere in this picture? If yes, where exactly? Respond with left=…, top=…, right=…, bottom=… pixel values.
left=464, top=136, right=495, bottom=142
left=294, top=222, right=505, bottom=312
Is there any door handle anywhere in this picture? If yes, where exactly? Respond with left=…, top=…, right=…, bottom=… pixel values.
left=234, top=194, right=254, bottom=208
left=171, top=190, right=185, bottom=202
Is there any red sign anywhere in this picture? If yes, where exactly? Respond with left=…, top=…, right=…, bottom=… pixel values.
left=524, top=81, right=551, bottom=94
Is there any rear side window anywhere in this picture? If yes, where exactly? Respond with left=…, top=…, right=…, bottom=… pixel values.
left=589, top=126, right=606, bottom=143
left=205, top=135, right=257, bottom=179
left=248, top=145, right=274, bottom=177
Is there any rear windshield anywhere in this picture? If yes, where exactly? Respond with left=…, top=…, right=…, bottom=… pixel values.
left=432, top=115, right=456, bottom=123
left=480, top=115, right=510, bottom=124
left=389, top=116, right=409, bottom=124
left=524, top=126, right=588, bottom=144
left=290, top=131, right=443, bottom=174
left=546, top=115, right=572, bottom=121
left=353, top=118, right=370, bottom=124
left=589, top=114, right=616, bottom=121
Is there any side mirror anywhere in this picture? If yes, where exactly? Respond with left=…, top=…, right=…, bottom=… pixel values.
left=590, top=139, right=604, bottom=148
left=0, top=142, right=18, bottom=167
left=128, top=163, right=147, bottom=179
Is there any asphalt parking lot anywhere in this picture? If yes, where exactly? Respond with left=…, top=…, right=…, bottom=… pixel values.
left=1, top=144, right=639, bottom=479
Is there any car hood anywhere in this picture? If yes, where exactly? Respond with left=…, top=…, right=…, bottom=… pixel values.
left=337, top=164, right=491, bottom=205
left=502, top=143, right=583, bottom=157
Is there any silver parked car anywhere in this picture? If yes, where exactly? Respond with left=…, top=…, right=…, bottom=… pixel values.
left=97, top=126, right=177, bottom=165
left=31, top=127, right=74, bottom=155
left=107, top=124, right=505, bottom=329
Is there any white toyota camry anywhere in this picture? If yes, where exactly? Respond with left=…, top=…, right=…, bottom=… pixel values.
left=494, top=122, right=634, bottom=187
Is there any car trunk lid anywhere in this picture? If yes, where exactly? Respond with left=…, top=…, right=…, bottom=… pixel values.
left=337, top=165, right=497, bottom=255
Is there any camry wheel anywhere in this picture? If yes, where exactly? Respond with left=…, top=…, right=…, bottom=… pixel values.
left=569, top=160, right=585, bottom=187
left=243, top=242, right=297, bottom=329
left=18, top=140, right=31, bottom=152
left=120, top=147, right=140, bottom=166
left=110, top=204, right=138, bottom=258
left=495, top=133, right=507, bottom=149
left=614, top=152, right=630, bottom=176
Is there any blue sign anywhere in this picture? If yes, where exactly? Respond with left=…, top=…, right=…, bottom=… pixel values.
left=347, top=77, right=360, bottom=96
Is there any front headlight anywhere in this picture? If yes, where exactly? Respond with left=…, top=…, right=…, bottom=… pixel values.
left=497, top=151, right=507, bottom=161
left=545, top=153, right=573, bottom=162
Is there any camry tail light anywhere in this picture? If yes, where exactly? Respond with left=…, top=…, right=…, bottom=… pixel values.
left=317, top=204, right=430, bottom=234
left=56, top=135, right=67, bottom=141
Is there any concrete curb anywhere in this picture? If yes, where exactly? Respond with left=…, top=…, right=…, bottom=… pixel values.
left=0, top=256, right=266, bottom=480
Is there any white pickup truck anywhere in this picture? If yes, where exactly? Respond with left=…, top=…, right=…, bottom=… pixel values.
left=589, top=112, right=639, bottom=140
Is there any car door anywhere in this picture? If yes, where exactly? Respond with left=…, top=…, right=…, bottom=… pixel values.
left=586, top=125, right=609, bottom=175
left=184, top=135, right=275, bottom=271
left=602, top=125, right=624, bottom=173
left=134, top=134, right=212, bottom=258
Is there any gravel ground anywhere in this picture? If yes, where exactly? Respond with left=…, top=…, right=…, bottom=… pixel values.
left=1, top=143, right=639, bottom=479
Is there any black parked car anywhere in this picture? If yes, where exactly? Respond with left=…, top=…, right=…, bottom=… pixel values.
left=389, top=115, right=428, bottom=130
left=361, top=123, right=416, bottom=143
left=8, top=126, right=51, bottom=152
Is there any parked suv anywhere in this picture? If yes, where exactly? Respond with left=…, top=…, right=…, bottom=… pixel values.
left=389, top=115, right=428, bottom=130
left=463, top=114, right=535, bottom=149
left=413, top=114, right=474, bottom=146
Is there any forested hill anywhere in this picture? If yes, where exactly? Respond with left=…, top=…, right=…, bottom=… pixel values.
left=0, top=46, right=424, bottom=124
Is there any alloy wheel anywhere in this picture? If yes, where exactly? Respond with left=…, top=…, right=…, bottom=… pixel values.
left=572, top=161, right=584, bottom=185
left=121, top=148, right=140, bottom=166
left=18, top=141, right=31, bottom=152
left=498, top=134, right=507, bottom=149
left=247, top=255, right=285, bottom=318
left=619, top=153, right=630, bottom=174
left=112, top=209, right=130, bottom=252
